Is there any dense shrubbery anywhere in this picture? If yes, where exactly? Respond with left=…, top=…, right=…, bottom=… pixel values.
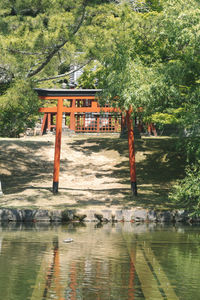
left=0, top=80, right=40, bottom=137
left=170, top=165, right=200, bottom=216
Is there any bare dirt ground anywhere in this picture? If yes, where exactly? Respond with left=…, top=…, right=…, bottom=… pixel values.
left=0, top=134, right=186, bottom=210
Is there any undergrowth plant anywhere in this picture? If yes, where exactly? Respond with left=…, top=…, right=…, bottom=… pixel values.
left=169, top=165, right=200, bottom=216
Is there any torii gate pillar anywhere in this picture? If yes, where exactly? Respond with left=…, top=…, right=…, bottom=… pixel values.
left=53, top=98, right=63, bottom=194
left=127, top=108, right=137, bottom=196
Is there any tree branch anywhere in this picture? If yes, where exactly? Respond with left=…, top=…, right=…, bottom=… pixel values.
left=35, top=59, right=91, bottom=82
left=26, top=0, right=88, bottom=78
left=7, top=48, right=48, bottom=56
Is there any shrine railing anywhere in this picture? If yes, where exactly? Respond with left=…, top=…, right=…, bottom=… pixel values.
left=75, top=113, right=121, bottom=133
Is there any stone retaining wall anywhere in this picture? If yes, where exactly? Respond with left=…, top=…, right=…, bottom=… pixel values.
left=0, top=208, right=199, bottom=224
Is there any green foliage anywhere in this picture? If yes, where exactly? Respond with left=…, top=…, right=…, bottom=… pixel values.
left=0, top=82, right=10, bottom=95
left=186, top=138, right=200, bottom=164
left=145, top=108, right=184, bottom=126
left=0, top=0, right=92, bottom=82
left=77, top=0, right=200, bottom=213
left=177, top=137, right=200, bottom=165
left=169, top=165, right=200, bottom=216
left=0, top=80, right=40, bottom=137
left=77, top=62, right=102, bottom=88
left=83, top=0, right=199, bottom=118
left=0, top=0, right=109, bottom=136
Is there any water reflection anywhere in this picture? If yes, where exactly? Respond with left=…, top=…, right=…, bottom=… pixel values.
left=0, top=223, right=199, bottom=299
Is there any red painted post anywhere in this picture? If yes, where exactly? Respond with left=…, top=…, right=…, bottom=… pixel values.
left=83, top=113, right=86, bottom=130
left=127, top=108, right=137, bottom=195
left=41, top=113, right=47, bottom=135
left=121, top=113, right=126, bottom=133
left=97, top=114, right=100, bottom=132
left=151, top=123, right=157, bottom=136
left=53, top=98, right=63, bottom=194
left=70, top=98, right=76, bottom=131
left=47, top=113, right=51, bottom=131
left=147, top=123, right=151, bottom=135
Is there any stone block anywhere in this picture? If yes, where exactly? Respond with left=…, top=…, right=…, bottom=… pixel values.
left=0, top=209, right=23, bottom=222
left=132, top=209, right=147, bottom=222
left=50, top=210, right=62, bottom=222
left=21, top=209, right=37, bottom=222
left=0, top=181, right=3, bottom=196
left=114, top=210, right=124, bottom=221
left=61, top=209, right=75, bottom=222
left=101, top=210, right=112, bottom=222
left=34, top=210, right=51, bottom=222
left=73, top=213, right=87, bottom=222
left=147, top=210, right=157, bottom=222
left=174, top=210, right=189, bottom=223
left=122, top=210, right=133, bottom=222
left=83, top=210, right=96, bottom=222
left=157, top=211, right=172, bottom=223
left=94, top=213, right=103, bottom=222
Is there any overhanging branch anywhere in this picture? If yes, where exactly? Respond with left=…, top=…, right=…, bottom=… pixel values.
left=26, top=0, right=88, bottom=78
left=35, top=60, right=91, bottom=82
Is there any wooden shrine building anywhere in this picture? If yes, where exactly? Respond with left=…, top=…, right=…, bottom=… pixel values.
left=35, top=88, right=137, bottom=195
left=36, top=89, right=123, bottom=134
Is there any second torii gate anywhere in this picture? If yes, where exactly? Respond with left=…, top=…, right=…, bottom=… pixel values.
left=35, top=88, right=137, bottom=196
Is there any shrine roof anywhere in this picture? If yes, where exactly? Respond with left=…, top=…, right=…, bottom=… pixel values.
left=35, top=88, right=102, bottom=97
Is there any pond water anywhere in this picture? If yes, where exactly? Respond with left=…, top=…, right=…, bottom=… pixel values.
left=0, top=222, right=200, bottom=300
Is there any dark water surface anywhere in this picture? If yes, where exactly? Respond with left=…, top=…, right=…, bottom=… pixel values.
left=0, top=223, right=199, bottom=300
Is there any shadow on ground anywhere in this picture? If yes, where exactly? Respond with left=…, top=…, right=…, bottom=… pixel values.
left=0, top=139, right=56, bottom=194
left=0, top=136, right=186, bottom=209
left=65, top=136, right=186, bottom=208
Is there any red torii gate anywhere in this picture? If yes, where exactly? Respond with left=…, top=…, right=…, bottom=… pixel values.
left=35, top=88, right=137, bottom=195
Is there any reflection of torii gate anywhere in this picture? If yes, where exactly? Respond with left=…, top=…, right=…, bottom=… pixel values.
left=35, top=89, right=137, bottom=195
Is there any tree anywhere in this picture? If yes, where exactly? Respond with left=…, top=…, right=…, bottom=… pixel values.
left=92, top=0, right=199, bottom=110
left=77, top=0, right=200, bottom=213
left=0, top=0, right=117, bottom=136
left=169, top=166, right=200, bottom=216
left=80, top=0, right=200, bottom=140
left=0, top=80, right=40, bottom=137
left=0, top=0, right=91, bottom=83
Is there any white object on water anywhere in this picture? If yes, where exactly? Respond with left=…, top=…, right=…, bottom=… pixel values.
left=63, top=238, right=74, bottom=243
left=0, top=181, right=3, bottom=196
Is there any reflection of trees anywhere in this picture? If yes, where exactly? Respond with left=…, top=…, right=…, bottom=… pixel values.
left=148, top=227, right=200, bottom=300
left=3, top=224, right=200, bottom=300
left=0, top=237, right=47, bottom=300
